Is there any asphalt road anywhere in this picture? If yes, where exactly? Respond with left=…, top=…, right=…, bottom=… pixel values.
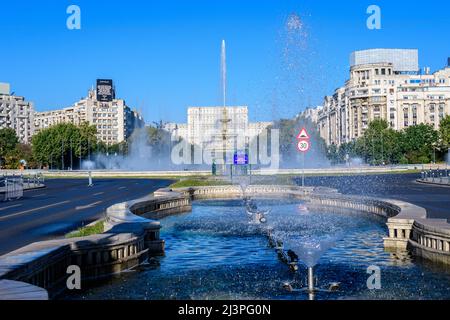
left=0, top=178, right=172, bottom=255
left=297, top=173, right=450, bottom=221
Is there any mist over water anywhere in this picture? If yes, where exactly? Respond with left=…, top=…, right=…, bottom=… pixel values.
left=273, top=13, right=325, bottom=118
left=267, top=13, right=333, bottom=169
left=86, top=128, right=177, bottom=171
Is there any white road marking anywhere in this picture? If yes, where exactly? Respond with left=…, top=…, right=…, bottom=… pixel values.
left=118, top=187, right=126, bottom=190
left=31, top=193, right=47, bottom=198
left=93, top=192, right=104, bottom=196
left=75, top=201, right=103, bottom=210
left=0, top=200, right=71, bottom=221
left=0, top=204, right=23, bottom=211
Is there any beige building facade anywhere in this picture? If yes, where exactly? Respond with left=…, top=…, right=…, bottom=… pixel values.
left=35, top=87, right=144, bottom=145
left=309, top=49, right=450, bottom=146
left=0, top=83, right=35, bottom=144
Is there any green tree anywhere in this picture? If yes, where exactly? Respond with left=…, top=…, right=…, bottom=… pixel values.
left=356, top=119, right=403, bottom=165
left=0, top=128, right=19, bottom=168
left=401, top=123, right=439, bottom=164
left=32, top=122, right=97, bottom=169
left=147, top=126, right=172, bottom=166
left=327, top=144, right=339, bottom=165
left=3, top=144, right=37, bottom=169
left=97, top=141, right=128, bottom=156
left=439, top=115, right=450, bottom=149
left=330, top=140, right=360, bottom=164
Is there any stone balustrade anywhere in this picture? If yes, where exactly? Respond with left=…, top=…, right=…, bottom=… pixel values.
left=405, top=219, right=450, bottom=265
left=175, top=185, right=335, bottom=201
left=0, top=188, right=192, bottom=299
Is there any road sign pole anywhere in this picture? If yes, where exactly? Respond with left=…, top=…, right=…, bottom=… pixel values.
left=302, top=152, right=305, bottom=187
left=296, top=127, right=310, bottom=188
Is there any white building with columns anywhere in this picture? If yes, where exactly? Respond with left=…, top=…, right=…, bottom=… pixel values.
left=164, top=106, right=272, bottom=162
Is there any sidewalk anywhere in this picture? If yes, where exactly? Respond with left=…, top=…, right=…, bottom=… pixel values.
left=417, top=177, right=450, bottom=187
left=0, top=183, right=46, bottom=194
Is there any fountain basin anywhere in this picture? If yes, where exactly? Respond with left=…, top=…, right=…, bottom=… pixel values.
left=63, top=198, right=450, bottom=300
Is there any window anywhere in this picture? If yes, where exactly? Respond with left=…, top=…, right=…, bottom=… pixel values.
left=439, top=104, right=445, bottom=120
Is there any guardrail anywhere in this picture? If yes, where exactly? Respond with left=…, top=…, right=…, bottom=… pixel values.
left=1, top=173, right=45, bottom=201
left=1, top=177, right=23, bottom=201
left=419, top=168, right=450, bottom=186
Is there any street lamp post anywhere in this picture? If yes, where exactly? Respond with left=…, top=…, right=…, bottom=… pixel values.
left=431, top=142, right=436, bottom=164
left=61, top=140, right=65, bottom=170
left=88, top=138, right=91, bottom=162
left=79, top=136, right=82, bottom=169
left=70, top=139, right=73, bottom=170
left=372, top=134, right=376, bottom=166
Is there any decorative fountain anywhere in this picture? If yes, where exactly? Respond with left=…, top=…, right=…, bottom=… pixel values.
left=279, top=233, right=342, bottom=300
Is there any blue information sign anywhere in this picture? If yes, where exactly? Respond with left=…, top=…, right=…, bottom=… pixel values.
left=233, top=152, right=249, bottom=165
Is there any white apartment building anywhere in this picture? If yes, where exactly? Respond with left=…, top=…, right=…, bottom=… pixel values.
left=308, top=49, right=450, bottom=146
left=247, top=121, right=273, bottom=140
left=35, top=83, right=144, bottom=145
left=297, top=106, right=323, bottom=124
left=164, top=106, right=272, bottom=162
left=162, top=122, right=188, bottom=140
left=0, top=83, right=35, bottom=144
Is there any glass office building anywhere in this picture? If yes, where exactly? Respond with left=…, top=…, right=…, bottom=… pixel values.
left=350, top=49, right=419, bottom=73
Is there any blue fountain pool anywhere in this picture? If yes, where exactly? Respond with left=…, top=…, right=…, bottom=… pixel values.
left=64, top=199, right=450, bottom=300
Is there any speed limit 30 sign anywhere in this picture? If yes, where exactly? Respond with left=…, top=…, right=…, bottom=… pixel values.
left=297, top=139, right=310, bottom=152
left=296, top=127, right=310, bottom=153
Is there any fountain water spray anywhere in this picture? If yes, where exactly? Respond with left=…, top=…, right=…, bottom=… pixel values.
left=221, top=39, right=226, bottom=107
left=272, top=226, right=343, bottom=298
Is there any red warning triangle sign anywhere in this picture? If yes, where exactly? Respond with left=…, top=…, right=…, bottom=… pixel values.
left=297, top=128, right=310, bottom=140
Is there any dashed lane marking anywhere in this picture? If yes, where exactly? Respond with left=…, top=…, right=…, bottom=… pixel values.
left=75, top=201, right=103, bottom=210
left=0, top=204, right=23, bottom=211
left=31, top=193, right=47, bottom=198
left=0, top=200, right=71, bottom=221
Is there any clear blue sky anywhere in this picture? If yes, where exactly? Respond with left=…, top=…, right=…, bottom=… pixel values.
left=1, top=0, right=449, bottom=123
